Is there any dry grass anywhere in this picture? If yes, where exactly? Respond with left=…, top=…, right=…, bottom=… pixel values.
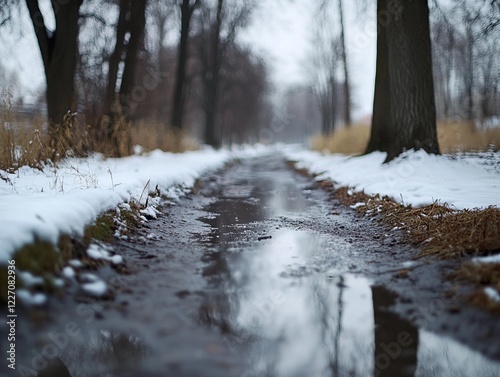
left=0, top=93, right=50, bottom=171
left=311, top=121, right=500, bottom=155
left=326, top=185, right=500, bottom=259
left=130, top=120, right=199, bottom=153
left=311, top=124, right=370, bottom=155
left=323, top=182, right=500, bottom=313
left=1, top=94, right=198, bottom=171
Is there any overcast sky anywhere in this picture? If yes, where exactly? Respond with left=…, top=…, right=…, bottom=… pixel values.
left=0, top=0, right=376, bottom=120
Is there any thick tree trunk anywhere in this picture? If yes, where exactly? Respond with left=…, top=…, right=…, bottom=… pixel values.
left=366, top=0, right=439, bottom=162
left=172, top=0, right=197, bottom=130
left=26, top=0, right=82, bottom=156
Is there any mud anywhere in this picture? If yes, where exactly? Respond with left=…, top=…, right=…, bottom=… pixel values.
left=3, top=153, right=500, bottom=377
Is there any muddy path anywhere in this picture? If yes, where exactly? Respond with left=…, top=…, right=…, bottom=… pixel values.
left=5, top=153, right=500, bottom=377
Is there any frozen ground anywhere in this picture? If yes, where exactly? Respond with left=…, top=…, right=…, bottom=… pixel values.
left=0, top=145, right=269, bottom=263
left=1, top=145, right=499, bottom=264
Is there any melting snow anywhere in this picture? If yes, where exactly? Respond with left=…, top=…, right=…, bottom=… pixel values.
left=286, top=148, right=500, bottom=210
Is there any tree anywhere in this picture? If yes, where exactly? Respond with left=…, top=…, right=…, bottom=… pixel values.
left=101, top=0, right=148, bottom=156
left=337, top=0, right=351, bottom=126
left=196, top=0, right=255, bottom=147
left=172, top=0, right=200, bottom=131
left=366, top=0, right=439, bottom=162
left=311, top=2, right=341, bottom=136
left=25, top=0, right=83, bottom=155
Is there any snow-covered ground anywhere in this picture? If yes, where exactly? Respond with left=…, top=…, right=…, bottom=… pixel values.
left=285, top=148, right=500, bottom=210
left=2, top=145, right=499, bottom=264
left=0, top=145, right=269, bottom=264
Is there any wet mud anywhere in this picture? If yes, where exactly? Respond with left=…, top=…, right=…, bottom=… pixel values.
left=3, top=153, right=500, bottom=377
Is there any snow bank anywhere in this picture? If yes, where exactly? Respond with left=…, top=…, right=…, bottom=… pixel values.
left=285, top=148, right=500, bottom=210
left=0, top=146, right=270, bottom=263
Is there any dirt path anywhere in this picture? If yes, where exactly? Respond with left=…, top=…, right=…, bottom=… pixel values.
left=6, top=153, right=500, bottom=377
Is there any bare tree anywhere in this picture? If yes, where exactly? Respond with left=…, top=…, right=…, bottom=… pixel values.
left=196, top=0, right=255, bottom=147
left=218, top=45, right=269, bottom=144
left=430, top=0, right=500, bottom=124
left=337, top=0, right=351, bottom=126
left=0, top=0, right=83, bottom=156
left=311, top=3, right=341, bottom=135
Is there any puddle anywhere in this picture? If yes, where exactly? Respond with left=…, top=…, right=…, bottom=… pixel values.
left=196, top=157, right=500, bottom=377
left=198, top=224, right=500, bottom=376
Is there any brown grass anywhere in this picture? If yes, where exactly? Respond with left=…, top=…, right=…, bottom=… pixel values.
left=0, top=94, right=198, bottom=171
left=0, top=93, right=50, bottom=171
left=323, top=181, right=500, bottom=313
left=311, top=124, right=370, bottom=155
left=312, top=121, right=500, bottom=155
left=325, top=185, right=500, bottom=259
left=130, top=120, right=199, bottom=154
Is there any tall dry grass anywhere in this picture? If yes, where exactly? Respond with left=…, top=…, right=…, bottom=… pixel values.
left=0, top=93, right=50, bottom=171
left=130, top=120, right=199, bottom=154
left=311, top=121, right=500, bottom=155
left=1, top=94, right=199, bottom=171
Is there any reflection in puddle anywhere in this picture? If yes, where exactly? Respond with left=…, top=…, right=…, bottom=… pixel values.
left=197, top=160, right=500, bottom=376
left=199, top=227, right=500, bottom=376
left=22, top=331, right=149, bottom=377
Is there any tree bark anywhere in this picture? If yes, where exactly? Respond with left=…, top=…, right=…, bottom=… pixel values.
left=203, top=0, right=223, bottom=148
left=172, top=0, right=198, bottom=130
left=365, top=0, right=392, bottom=154
left=366, top=0, right=439, bottom=162
left=26, top=0, right=82, bottom=136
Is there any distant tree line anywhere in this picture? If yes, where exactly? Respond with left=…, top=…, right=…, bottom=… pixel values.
left=0, top=0, right=269, bottom=158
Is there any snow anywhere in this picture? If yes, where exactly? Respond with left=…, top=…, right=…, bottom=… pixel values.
left=17, top=289, right=47, bottom=306
left=286, top=148, right=500, bottom=210
left=82, top=280, right=108, bottom=297
left=473, top=254, right=500, bottom=264
left=484, top=287, right=500, bottom=302
left=18, top=271, right=44, bottom=286
left=62, top=266, right=75, bottom=279
left=87, top=243, right=123, bottom=264
left=0, top=146, right=269, bottom=263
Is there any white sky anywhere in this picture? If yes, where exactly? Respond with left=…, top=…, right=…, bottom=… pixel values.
left=0, top=0, right=376, bottom=119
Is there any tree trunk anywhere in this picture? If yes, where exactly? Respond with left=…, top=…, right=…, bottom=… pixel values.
left=119, top=0, right=148, bottom=116
left=365, top=0, right=392, bottom=154
left=366, top=0, right=439, bottom=162
left=105, top=0, right=130, bottom=112
left=337, top=0, right=351, bottom=126
left=172, top=0, right=197, bottom=130
left=203, top=0, right=223, bottom=148
left=26, top=0, right=82, bottom=156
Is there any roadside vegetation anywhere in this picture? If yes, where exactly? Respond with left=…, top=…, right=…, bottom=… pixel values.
left=310, top=178, right=500, bottom=314
left=311, top=121, right=500, bottom=155
left=0, top=92, right=197, bottom=172
left=0, top=187, right=162, bottom=303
